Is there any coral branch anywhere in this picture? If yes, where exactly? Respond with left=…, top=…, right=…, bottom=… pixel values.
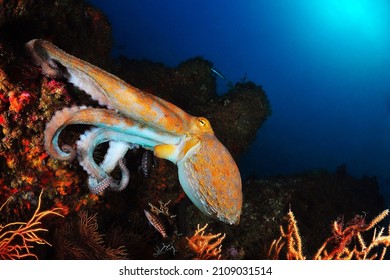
left=0, top=190, right=63, bottom=259
left=269, top=209, right=390, bottom=260
left=186, top=223, right=225, bottom=260
left=148, top=200, right=176, bottom=219
left=53, top=211, right=128, bottom=259
left=268, top=209, right=305, bottom=260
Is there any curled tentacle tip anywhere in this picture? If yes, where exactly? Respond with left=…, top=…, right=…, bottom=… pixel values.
left=111, top=158, right=130, bottom=192
left=60, top=144, right=77, bottom=161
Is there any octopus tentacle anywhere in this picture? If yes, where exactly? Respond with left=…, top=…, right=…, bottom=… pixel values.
left=88, top=176, right=113, bottom=194
left=86, top=158, right=129, bottom=194
left=77, top=129, right=143, bottom=193
left=45, top=106, right=181, bottom=161
left=93, top=141, right=130, bottom=191
left=77, top=129, right=133, bottom=191
left=44, top=106, right=87, bottom=160
left=76, top=128, right=111, bottom=181
left=26, top=39, right=194, bottom=134
left=113, top=158, right=130, bottom=192
left=100, top=141, right=133, bottom=174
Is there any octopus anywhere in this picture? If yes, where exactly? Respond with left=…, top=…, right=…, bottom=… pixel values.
left=25, top=39, right=242, bottom=225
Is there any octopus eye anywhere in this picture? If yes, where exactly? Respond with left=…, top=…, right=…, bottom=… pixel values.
left=195, top=117, right=213, bottom=133
left=198, top=118, right=208, bottom=127
left=197, top=118, right=207, bottom=127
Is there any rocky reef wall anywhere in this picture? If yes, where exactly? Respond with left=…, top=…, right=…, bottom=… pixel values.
left=0, top=0, right=386, bottom=260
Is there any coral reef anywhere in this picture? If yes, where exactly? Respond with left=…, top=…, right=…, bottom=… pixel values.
left=269, top=209, right=390, bottom=260
left=0, top=0, right=117, bottom=259
left=222, top=169, right=386, bottom=259
left=0, top=37, right=84, bottom=217
left=0, top=0, right=113, bottom=217
left=0, top=190, right=63, bottom=259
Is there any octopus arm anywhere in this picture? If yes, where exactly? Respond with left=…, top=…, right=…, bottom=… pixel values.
left=99, top=141, right=133, bottom=174
left=26, top=39, right=195, bottom=135
left=76, top=128, right=132, bottom=181
left=44, top=106, right=181, bottom=161
left=77, top=129, right=138, bottom=193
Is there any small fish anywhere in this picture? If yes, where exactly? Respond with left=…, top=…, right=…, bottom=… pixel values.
left=139, top=150, right=157, bottom=178
left=210, top=67, right=225, bottom=80
left=144, top=209, right=168, bottom=238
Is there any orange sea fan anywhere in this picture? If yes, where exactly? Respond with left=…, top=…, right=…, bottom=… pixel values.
left=269, top=209, right=390, bottom=260
left=0, top=190, right=64, bottom=259
left=186, top=223, right=226, bottom=260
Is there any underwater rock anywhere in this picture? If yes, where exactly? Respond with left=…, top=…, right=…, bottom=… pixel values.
left=199, top=81, right=271, bottom=159
left=0, top=0, right=112, bottom=66
left=218, top=170, right=385, bottom=259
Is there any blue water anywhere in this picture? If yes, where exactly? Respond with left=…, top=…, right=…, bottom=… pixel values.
left=89, top=0, right=390, bottom=204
